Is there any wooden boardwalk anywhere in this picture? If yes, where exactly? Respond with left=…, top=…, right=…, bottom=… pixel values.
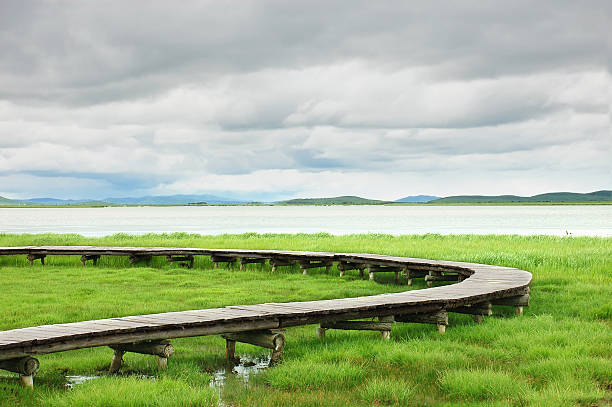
left=0, top=246, right=531, bottom=388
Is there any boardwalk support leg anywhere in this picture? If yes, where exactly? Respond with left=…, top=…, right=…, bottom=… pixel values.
left=0, top=357, right=39, bottom=389
left=210, top=255, right=236, bottom=269
left=450, top=302, right=492, bottom=323
left=109, top=340, right=174, bottom=372
left=109, top=349, right=124, bottom=373
left=81, top=254, right=101, bottom=266
left=320, top=318, right=394, bottom=339
left=222, top=330, right=286, bottom=365
left=298, top=260, right=333, bottom=275
left=379, top=316, right=394, bottom=339
left=366, top=265, right=405, bottom=283
left=0, top=357, right=40, bottom=389
left=225, top=338, right=237, bottom=362
left=395, top=310, right=448, bottom=334
left=316, top=326, right=326, bottom=339
left=269, top=258, right=293, bottom=273
left=27, top=254, right=45, bottom=266
left=337, top=262, right=365, bottom=277
left=239, top=258, right=266, bottom=270
left=129, top=254, right=152, bottom=266
left=165, top=255, right=194, bottom=268
left=491, top=294, right=529, bottom=315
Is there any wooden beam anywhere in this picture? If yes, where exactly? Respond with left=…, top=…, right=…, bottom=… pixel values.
left=491, top=294, right=529, bottom=307
left=450, top=302, right=492, bottom=323
left=395, top=310, right=448, bottom=334
left=321, top=316, right=394, bottom=339
left=424, top=274, right=458, bottom=283
left=320, top=320, right=393, bottom=331
left=109, top=340, right=174, bottom=372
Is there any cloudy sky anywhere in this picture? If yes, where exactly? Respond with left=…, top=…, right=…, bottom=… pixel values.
left=0, top=1, right=610, bottom=200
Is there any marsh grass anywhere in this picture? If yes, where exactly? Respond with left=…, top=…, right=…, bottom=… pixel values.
left=0, top=233, right=610, bottom=406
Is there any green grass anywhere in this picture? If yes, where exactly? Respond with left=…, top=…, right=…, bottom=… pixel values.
left=0, top=233, right=610, bottom=406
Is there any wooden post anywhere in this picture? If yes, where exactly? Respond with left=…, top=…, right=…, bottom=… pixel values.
left=225, top=338, right=236, bottom=361
left=20, top=375, right=34, bottom=389
left=368, top=265, right=375, bottom=281
left=316, top=326, right=326, bottom=339
left=379, top=316, right=394, bottom=339
left=0, top=357, right=40, bottom=389
left=109, top=349, right=124, bottom=373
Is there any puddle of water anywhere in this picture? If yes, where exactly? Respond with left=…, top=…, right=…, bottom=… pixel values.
left=65, top=375, right=100, bottom=389
left=209, top=354, right=271, bottom=406
left=65, top=374, right=155, bottom=389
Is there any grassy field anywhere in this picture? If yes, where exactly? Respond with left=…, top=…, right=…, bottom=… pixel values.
left=0, top=233, right=610, bottom=406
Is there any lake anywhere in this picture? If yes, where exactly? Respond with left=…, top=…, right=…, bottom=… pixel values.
left=0, top=205, right=610, bottom=237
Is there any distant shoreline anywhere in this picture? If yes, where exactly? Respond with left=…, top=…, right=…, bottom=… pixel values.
left=1, top=201, right=611, bottom=208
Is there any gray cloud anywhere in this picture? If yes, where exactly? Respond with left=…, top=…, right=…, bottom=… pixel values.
left=0, top=0, right=610, bottom=199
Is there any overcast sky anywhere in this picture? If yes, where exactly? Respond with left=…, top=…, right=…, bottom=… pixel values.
left=0, top=1, right=610, bottom=200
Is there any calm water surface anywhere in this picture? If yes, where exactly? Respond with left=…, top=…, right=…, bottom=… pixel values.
left=0, top=205, right=609, bottom=237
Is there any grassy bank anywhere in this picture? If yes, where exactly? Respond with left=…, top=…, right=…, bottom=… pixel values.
left=0, top=233, right=610, bottom=406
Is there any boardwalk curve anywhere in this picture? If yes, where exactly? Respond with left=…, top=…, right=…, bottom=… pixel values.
left=0, top=246, right=531, bottom=388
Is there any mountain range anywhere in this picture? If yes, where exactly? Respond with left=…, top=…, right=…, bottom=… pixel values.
left=0, top=191, right=610, bottom=206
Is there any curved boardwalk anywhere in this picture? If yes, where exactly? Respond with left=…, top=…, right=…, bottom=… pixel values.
left=0, top=246, right=531, bottom=388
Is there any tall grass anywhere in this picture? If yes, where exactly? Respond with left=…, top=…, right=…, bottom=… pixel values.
left=0, top=233, right=610, bottom=406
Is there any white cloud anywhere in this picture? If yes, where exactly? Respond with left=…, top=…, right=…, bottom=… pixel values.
left=0, top=1, right=610, bottom=199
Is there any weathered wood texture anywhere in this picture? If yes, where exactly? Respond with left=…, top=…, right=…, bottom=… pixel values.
left=0, top=246, right=532, bottom=368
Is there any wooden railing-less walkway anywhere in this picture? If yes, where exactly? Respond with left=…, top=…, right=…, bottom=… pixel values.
left=0, top=246, right=531, bottom=388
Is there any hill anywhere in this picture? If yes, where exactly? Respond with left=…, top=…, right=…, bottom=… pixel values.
left=278, top=196, right=388, bottom=205
left=431, top=190, right=612, bottom=203
left=0, top=196, right=25, bottom=205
